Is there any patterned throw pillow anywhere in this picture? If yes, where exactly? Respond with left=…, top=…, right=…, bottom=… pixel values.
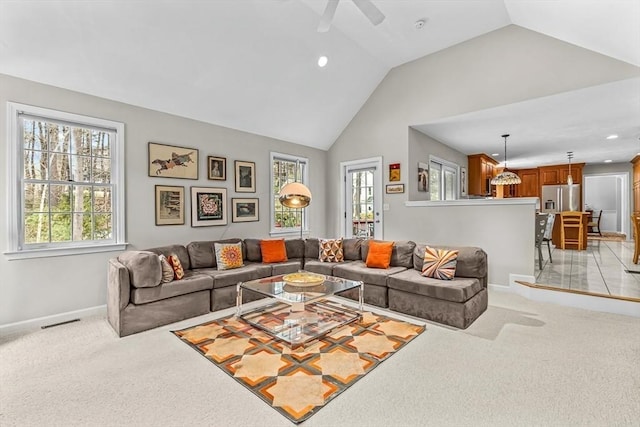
left=421, top=246, right=458, bottom=280
left=365, top=240, right=394, bottom=269
left=319, top=238, right=344, bottom=262
left=158, top=254, right=175, bottom=283
left=260, top=239, right=288, bottom=263
left=167, top=254, right=185, bottom=280
left=214, top=242, right=244, bottom=271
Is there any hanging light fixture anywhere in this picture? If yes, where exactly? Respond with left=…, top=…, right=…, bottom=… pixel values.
left=491, top=134, right=521, bottom=185
left=567, top=151, right=574, bottom=185
left=278, top=161, right=312, bottom=239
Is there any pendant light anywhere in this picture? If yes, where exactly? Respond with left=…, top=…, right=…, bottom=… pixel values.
left=567, top=151, right=574, bottom=185
left=491, top=134, right=521, bottom=185
left=278, top=160, right=312, bottom=239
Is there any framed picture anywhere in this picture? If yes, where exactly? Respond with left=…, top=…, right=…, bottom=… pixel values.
left=386, top=184, right=404, bottom=194
left=460, top=166, right=467, bottom=196
left=389, top=163, right=401, bottom=182
left=235, top=160, right=256, bottom=193
left=190, top=186, right=227, bottom=227
left=207, top=156, right=226, bottom=180
left=418, top=162, right=429, bottom=192
left=155, top=185, right=185, bottom=225
left=148, top=142, right=199, bottom=179
left=232, top=198, right=259, bottom=223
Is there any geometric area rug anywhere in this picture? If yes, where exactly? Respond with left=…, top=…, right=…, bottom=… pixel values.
left=172, top=304, right=425, bottom=424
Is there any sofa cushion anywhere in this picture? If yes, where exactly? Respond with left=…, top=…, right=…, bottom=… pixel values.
left=303, top=260, right=339, bottom=276
left=285, top=239, right=305, bottom=259
left=333, top=261, right=406, bottom=287
left=388, top=269, right=482, bottom=303
left=413, top=244, right=487, bottom=280
left=362, top=240, right=416, bottom=268
left=214, top=242, right=244, bottom=270
left=244, top=238, right=262, bottom=262
left=148, top=244, right=191, bottom=271
left=167, top=254, right=185, bottom=280
left=365, top=240, right=394, bottom=269
left=422, top=246, right=458, bottom=280
left=319, top=238, right=344, bottom=262
left=304, top=238, right=320, bottom=260
left=158, top=254, right=174, bottom=283
left=260, top=239, right=288, bottom=263
left=343, top=238, right=363, bottom=261
left=187, top=238, right=245, bottom=269
left=117, top=251, right=162, bottom=288
left=272, top=259, right=303, bottom=276
left=196, top=263, right=273, bottom=289
left=130, top=271, right=213, bottom=305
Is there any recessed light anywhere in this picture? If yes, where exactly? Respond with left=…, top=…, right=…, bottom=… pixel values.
left=604, top=159, right=613, bottom=163
left=491, top=153, right=500, bottom=157
left=606, top=134, right=618, bottom=140
left=317, top=56, right=328, bottom=67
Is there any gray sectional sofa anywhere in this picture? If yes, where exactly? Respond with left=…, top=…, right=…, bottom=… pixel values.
left=107, top=237, right=487, bottom=337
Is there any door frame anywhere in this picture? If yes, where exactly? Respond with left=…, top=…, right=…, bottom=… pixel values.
left=340, top=157, right=383, bottom=239
left=583, top=172, right=630, bottom=238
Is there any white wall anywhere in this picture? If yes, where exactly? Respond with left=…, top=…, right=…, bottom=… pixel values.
left=327, top=25, right=640, bottom=284
left=0, top=73, right=328, bottom=327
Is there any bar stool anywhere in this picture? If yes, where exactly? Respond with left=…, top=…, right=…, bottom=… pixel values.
left=560, top=211, right=584, bottom=250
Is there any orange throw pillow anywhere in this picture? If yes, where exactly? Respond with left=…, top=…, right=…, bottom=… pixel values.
left=365, top=240, right=394, bottom=269
left=260, top=239, right=288, bottom=263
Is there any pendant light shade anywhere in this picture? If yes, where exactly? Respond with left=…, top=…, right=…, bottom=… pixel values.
left=491, top=134, right=521, bottom=186
left=278, top=182, right=312, bottom=208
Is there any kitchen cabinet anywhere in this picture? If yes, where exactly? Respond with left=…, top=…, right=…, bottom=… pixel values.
left=631, top=156, right=640, bottom=213
left=516, top=168, right=539, bottom=197
left=468, top=154, right=498, bottom=196
left=539, top=163, right=584, bottom=185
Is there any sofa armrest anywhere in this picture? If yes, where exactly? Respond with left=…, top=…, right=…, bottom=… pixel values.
left=108, top=258, right=131, bottom=311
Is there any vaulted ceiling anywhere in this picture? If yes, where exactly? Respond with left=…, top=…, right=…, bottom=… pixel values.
left=1, top=0, right=638, bottom=158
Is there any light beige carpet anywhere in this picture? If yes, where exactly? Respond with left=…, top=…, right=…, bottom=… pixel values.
left=1, top=290, right=639, bottom=426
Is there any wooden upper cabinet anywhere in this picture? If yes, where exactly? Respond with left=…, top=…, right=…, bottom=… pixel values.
left=467, top=154, right=498, bottom=196
left=540, top=167, right=560, bottom=185
left=539, top=163, right=584, bottom=185
left=517, top=168, right=539, bottom=197
left=630, top=156, right=640, bottom=213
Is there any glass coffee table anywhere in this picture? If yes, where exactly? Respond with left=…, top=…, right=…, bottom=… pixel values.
left=236, top=272, right=363, bottom=348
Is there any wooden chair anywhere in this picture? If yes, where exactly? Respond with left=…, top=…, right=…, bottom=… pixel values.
left=560, top=211, right=584, bottom=250
left=587, top=209, right=602, bottom=236
left=535, top=213, right=550, bottom=269
left=631, top=214, right=640, bottom=264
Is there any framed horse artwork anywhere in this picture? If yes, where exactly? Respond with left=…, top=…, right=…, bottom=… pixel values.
left=148, top=142, right=199, bottom=179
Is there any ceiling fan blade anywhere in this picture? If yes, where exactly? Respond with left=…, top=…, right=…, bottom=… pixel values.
left=352, top=0, right=385, bottom=26
left=318, top=0, right=340, bottom=33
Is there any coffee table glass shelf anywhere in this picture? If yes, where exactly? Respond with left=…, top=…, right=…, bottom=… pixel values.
left=236, top=272, right=363, bottom=348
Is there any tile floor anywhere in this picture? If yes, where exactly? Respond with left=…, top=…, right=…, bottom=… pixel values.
left=535, top=239, right=640, bottom=300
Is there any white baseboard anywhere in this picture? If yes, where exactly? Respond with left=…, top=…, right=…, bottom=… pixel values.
left=0, top=305, right=107, bottom=337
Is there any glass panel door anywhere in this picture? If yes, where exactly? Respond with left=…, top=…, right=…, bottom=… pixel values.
left=344, top=159, right=382, bottom=239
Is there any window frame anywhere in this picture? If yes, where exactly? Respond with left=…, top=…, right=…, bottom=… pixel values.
left=429, top=155, right=460, bottom=201
left=269, top=151, right=310, bottom=237
left=5, top=102, right=127, bottom=260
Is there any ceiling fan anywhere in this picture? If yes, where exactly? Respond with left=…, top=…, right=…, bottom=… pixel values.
left=318, top=0, right=386, bottom=33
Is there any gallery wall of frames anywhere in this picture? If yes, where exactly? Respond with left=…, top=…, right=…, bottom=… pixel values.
left=149, top=142, right=258, bottom=227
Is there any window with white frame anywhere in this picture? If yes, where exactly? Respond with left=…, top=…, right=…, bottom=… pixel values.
left=6, top=102, right=126, bottom=259
left=270, top=152, right=309, bottom=235
left=429, top=156, right=459, bottom=201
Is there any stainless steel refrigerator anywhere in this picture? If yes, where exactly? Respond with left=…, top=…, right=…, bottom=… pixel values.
left=541, top=184, right=581, bottom=213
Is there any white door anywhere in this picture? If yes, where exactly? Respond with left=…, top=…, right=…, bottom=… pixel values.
left=341, top=158, right=383, bottom=239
